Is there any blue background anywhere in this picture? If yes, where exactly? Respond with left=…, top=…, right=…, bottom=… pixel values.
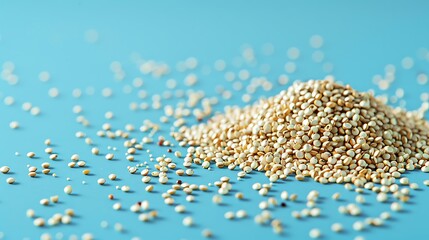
left=0, top=1, right=429, bottom=239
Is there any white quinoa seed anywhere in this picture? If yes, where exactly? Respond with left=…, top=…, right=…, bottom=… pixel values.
left=172, top=79, right=429, bottom=192
left=26, top=209, right=35, bottom=218
left=391, top=202, right=402, bottom=212
left=64, top=185, right=73, bottom=194
left=138, top=213, right=150, bottom=222
left=174, top=205, right=186, bottom=213
left=202, top=229, right=213, bottom=238
left=212, top=195, right=222, bottom=204
left=145, top=185, right=154, bottom=192
left=410, top=183, right=419, bottom=190
left=121, top=185, right=130, bottom=192
left=105, top=153, right=114, bottom=160
left=97, top=178, right=106, bottom=185
left=141, top=200, right=149, bottom=210
left=61, top=215, right=72, bottom=224
left=114, top=223, right=123, bottom=232
left=186, top=195, right=195, bottom=202
left=332, top=192, right=341, bottom=200
left=236, top=210, right=247, bottom=218
left=40, top=198, right=49, bottom=206
left=130, top=204, right=141, bottom=213
left=164, top=198, right=174, bottom=205
left=50, top=195, right=59, bottom=203
left=380, top=212, right=391, bottom=220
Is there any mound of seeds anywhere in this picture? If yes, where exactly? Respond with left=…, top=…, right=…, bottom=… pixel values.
left=173, top=79, right=429, bottom=187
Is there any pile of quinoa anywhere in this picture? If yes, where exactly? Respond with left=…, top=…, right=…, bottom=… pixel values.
left=173, top=79, right=429, bottom=187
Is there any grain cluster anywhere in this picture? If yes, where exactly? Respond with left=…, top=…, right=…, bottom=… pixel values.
left=173, top=80, right=429, bottom=188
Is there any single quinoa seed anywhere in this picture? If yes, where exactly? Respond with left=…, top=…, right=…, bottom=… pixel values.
left=64, top=185, right=73, bottom=194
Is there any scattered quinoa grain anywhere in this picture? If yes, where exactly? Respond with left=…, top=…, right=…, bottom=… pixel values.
left=0, top=166, right=10, bottom=174
left=26, top=209, right=35, bottom=218
left=183, top=216, right=193, bottom=227
left=33, top=218, right=45, bottom=227
left=113, top=203, right=122, bottom=210
left=64, top=185, right=73, bottom=194
left=331, top=223, right=343, bottom=232
left=6, top=177, right=15, bottom=184
left=97, top=178, right=106, bottom=185
left=309, top=228, right=321, bottom=238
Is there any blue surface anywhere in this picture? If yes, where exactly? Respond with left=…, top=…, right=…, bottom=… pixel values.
left=1, top=1, right=429, bottom=239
